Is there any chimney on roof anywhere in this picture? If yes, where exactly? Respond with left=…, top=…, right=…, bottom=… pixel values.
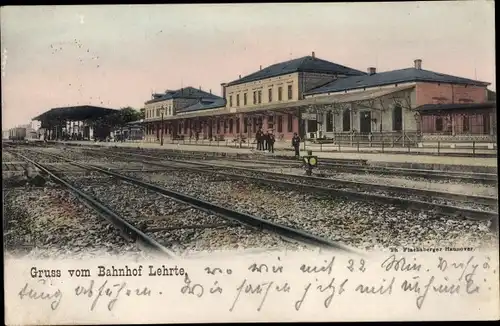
left=239, top=74, right=241, bottom=79
left=312, top=51, right=315, bottom=58
left=209, top=89, right=212, bottom=94
left=414, top=59, right=422, bottom=70
left=260, top=65, right=262, bottom=70
left=220, top=83, right=227, bottom=99
left=367, top=67, right=377, bottom=75
left=199, top=86, right=201, bottom=90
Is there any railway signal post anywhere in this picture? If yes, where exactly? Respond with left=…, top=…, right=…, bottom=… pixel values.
left=302, top=150, right=318, bottom=176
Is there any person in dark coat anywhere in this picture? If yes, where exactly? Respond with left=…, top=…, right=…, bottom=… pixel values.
left=291, top=132, right=301, bottom=158
left=256, top=128, right=263, bottom=150
left=263, top=131, right=269, bottom=151
left=267, top=131, right=276, bottom=153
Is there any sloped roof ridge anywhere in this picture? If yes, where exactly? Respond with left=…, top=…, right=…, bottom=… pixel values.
left=306, top=67, right=490, bottom=95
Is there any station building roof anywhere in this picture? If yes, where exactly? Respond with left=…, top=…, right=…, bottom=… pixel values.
left=32, top=105, right=118, bottom=122
left=225, top=54, right=366, bottom=87
left=415, top=102, right=496, bottom=113
left=305, top=68, right=491, bottom=96
left=177, top=97, right=227, bottom=114
left=145, top=87, right=219, bottom=105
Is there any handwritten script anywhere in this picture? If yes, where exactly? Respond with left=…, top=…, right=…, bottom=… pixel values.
left=6, top=251, right=499, bottom=323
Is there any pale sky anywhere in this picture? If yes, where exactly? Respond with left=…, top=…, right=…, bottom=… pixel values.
left=1, top=1, right=496, bottom=129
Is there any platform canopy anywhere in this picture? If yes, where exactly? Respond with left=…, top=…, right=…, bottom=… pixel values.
left=142, top=85, right=416, bottom=122
left=414, top=102, right=496, bottom=113
left=32, top=105, right=118, bottom=123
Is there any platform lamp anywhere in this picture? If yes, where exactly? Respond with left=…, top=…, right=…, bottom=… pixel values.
left=160, top=105, right=165, bottom=146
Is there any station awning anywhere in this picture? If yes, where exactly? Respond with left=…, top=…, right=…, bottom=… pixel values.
left=301, top=85, right=415, bottom=107
left=32, top=105, right=118, bottom=122
left=415, top=102, right=496, bottom=113
left=141, top=85, right=415, bottom=122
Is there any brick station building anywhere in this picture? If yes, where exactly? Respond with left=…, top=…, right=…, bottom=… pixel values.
left=142, top=53, right=495, bottom=145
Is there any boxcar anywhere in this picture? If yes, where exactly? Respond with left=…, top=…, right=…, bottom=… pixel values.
left=9, top=128, right=27, bottom=141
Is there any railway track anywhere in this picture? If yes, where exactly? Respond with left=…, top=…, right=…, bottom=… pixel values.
left=103, top=147, right=498, bottom=184
left=7, top=150, right=175, bottom=257
left=12, top=149, right=360, bottom=254
left=74, top=148, right=498, bottom=225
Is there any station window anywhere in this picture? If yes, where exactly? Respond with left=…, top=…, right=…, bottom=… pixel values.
left=224, top=119, right=228, bottom=132
left=258, top=91, right=262, bottom=104
left=326, top=111, right=333, bottom=132
left=343, top=109, right=351, bottom=132
left=253, top=117, right=257, bottom=132
left=253, top=91, right=257, bottom=104
left=243, top=117, right=248, bottom=133
left=268, top=88, right=273, bottom=102
left=236, top=118, right=240, bottom=133
left=277, top=115, right=283, bottom=133
left=216, top=119, right=220, bottom=133
left=278, top=87, right=283, bottom=101
left=229, top=119, right=233, bottom=133
left=483, top=113, right=490, bottom=134
left=236, top=94, right=240, bottom=107
left=267, top=115, right=274, bottom=129
left=435, top=117, right=443, bottom=132
left=243, top=93, right=247, bottom=106
left=229, top=96, right=233, bottom=107
left=393, top=104, right=403, bottom=131
left=462, top=115, right=470, bottom=132
left=288, top=85, right=293, bottom=100
left=287, top=113, right=293, bottom=132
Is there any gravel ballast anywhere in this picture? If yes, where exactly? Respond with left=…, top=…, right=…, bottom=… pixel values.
left=3, top=184, right=144, bottom=259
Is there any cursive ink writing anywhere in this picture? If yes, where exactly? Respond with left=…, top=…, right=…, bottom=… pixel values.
left=180, top=273, right=204, bottom=298
left=355, top=277, right=394, bottom=295
left=248, top=263, right=284, bottom=273
left=295, top=282, right=311, bottom=311
left=18, top=279, right=62, bottom=310
left=381, top=255, right=422, bottom=272
left=75, top=279, right=150, bottom=311
left=230, top=279, right=290, bottom=312
left=317, top=277, right=348, bottom=308
left=205, top=267, right=232, bottom=275
left=300, top=256, right=335, bottom=275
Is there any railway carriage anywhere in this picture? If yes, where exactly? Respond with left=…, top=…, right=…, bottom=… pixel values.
left=9, top=128, right=27, bottom=141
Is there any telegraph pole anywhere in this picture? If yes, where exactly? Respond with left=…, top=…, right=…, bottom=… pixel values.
left=160, top=105, right=165, bottom=146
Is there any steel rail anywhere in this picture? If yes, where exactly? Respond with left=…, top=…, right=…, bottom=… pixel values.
left=29, top=150, right=362, bottom=254
left=108, top=147, right=497, bottom=184
left=94, top=150, right=498, bottom=211
left=83, top=150, right=498, bottom=223
left=7, top=150, right=176, bottom=258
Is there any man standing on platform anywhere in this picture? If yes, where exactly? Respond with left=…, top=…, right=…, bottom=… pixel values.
left=263, top=130, right=269, bottom=151
left=292, top=132, right=301, bottom=158
left=256, top=128, right=263, bottom=150
left=267, top=131, right=275, bottom=153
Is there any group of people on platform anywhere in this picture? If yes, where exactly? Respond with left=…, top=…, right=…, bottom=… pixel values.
left=254, top=128, right=302, bottom=158
left=256, top=128, right=276, bottom=153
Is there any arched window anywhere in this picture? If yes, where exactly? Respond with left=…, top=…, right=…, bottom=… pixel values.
left=392, top=104, right=403, bottom=131
left=342, top=109, right=351, bottom=132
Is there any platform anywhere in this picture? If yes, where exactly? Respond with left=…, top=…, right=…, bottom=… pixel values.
left=53, top=140, right=498, bottom=170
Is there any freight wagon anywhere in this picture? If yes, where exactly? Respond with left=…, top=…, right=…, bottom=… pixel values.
left=9, top=128, right=27, bottom=141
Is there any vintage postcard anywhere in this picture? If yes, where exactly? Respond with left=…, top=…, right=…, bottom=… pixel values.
left=2, top=2, right=498, bottom=324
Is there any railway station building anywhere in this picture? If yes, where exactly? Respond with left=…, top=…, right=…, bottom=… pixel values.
left=143, top=52, right=366, bottom=143
left=142, top=53, right=495, bottom=146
